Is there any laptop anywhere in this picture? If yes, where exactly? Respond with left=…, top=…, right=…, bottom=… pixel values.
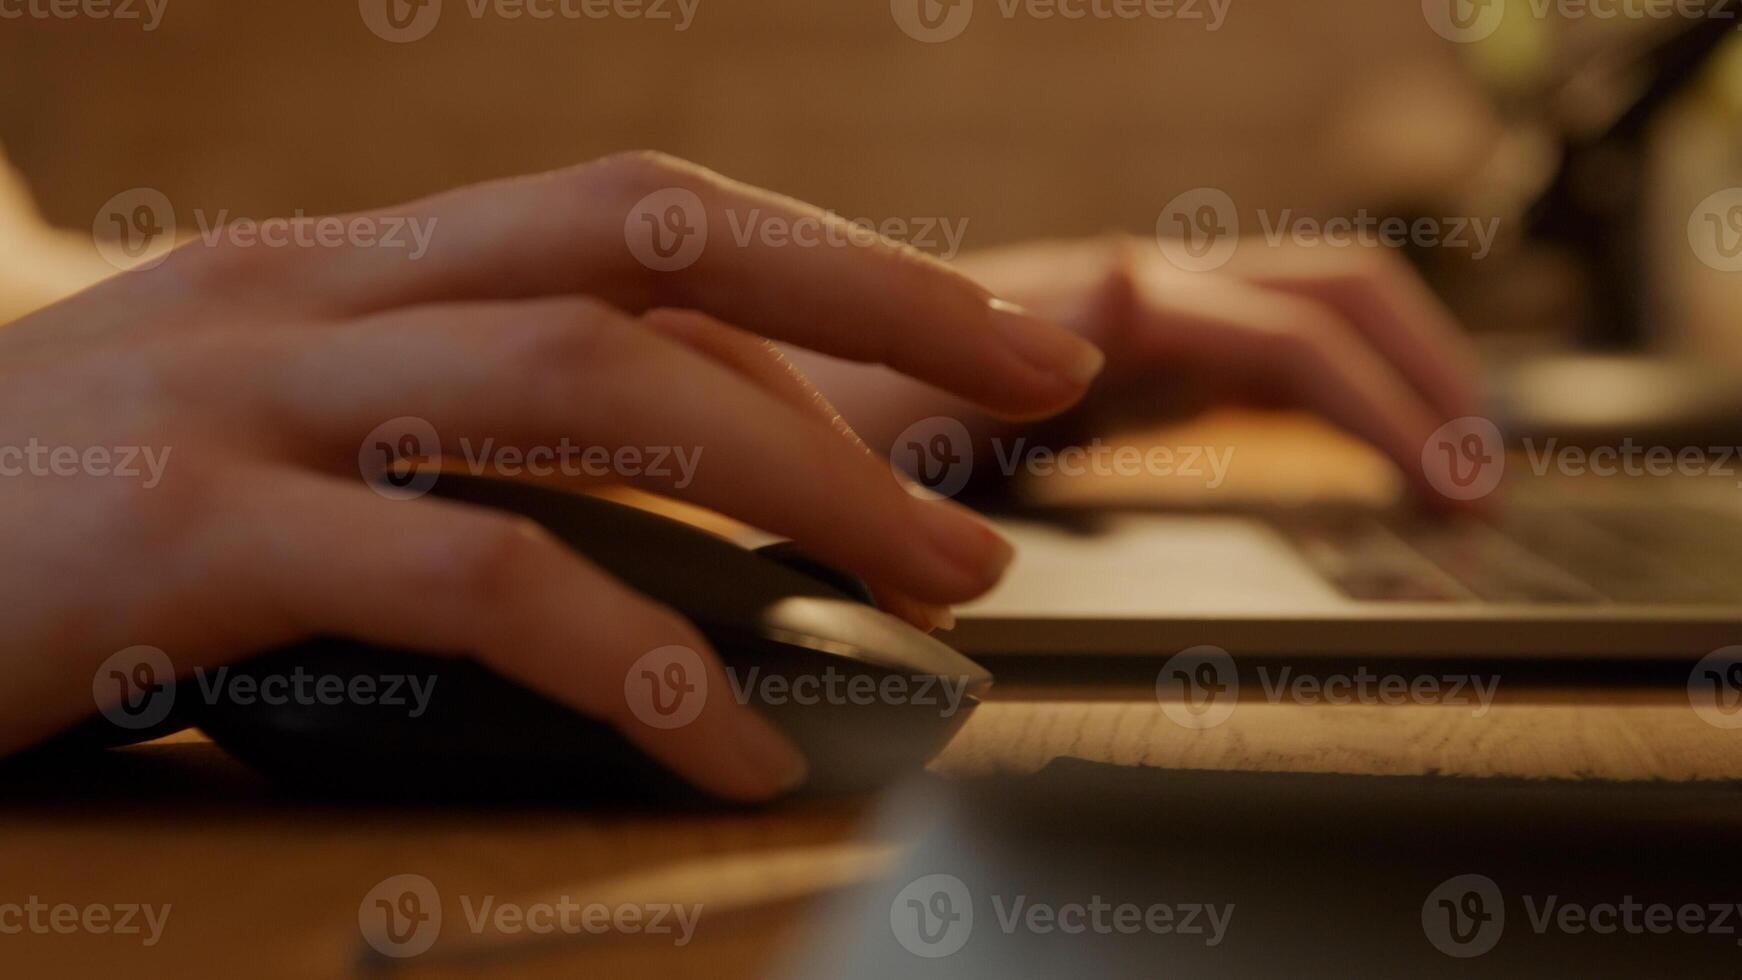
left=943, top=10, right=1742, bottom=665
left=950, top=449, right=1742, bottom=660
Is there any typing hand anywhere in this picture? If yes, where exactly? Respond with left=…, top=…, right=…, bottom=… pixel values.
left=0, top=153, right=1101, bottom=801
left=795, top=235, right=1482, bottom=505
left=957, top=236, right=1484, bottom=502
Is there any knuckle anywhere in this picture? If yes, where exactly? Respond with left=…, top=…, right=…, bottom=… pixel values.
left=1340, top=246, right=1407, bottom=288
left=505, top=303, right=652, bottom=398
left=92, top=457, right=218, bottom=550
left=1098, top=233, right=1147, bottom=311
left=581, top=150, right=700, bottom=201
left=445, top=515, right=559, bottom=607
left=1277, top=303, right=1354, bottom=365
left=164, top=237, right=276, bottom=295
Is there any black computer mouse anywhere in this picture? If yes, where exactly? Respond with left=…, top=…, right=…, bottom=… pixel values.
left=193, top=474, right=991, bottom=804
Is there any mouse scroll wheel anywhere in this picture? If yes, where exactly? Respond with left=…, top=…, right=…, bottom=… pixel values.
left=752, top=542, right=879, bottom=608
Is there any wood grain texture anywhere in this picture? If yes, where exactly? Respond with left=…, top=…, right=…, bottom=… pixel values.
left=2, top=687, right=1735, bottom=979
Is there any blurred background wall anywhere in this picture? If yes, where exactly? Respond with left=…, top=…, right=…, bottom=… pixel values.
left=0, top=0, right=1494, bottom=248
left=2, top=0, right=1737, bottom=363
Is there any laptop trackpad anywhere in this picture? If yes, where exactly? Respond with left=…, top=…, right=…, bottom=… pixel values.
left=967, top=514, right=1344, bottom=618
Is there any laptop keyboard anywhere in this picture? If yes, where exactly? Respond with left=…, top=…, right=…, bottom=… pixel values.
left=1273, top=493, right=1742, bottom=604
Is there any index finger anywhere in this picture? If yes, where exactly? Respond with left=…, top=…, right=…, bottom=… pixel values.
left=238, top=152, right=1104, bottom=420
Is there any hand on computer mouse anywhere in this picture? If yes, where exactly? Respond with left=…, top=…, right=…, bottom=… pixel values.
left=0, top=152, right=1102, bottom=801
left=792, top=235, right=1482, bottom=504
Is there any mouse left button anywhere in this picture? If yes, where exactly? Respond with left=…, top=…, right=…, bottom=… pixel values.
left=752, top=542, right=878, bottom=607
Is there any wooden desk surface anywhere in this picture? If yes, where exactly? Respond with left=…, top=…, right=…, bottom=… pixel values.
left=4, top=682, right=1737, bottom=980
left=5, top=417, right=1736, bottom=978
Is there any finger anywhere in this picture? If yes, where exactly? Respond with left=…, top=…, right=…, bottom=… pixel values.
left=640, top=308, right=954, bottom=631
left=1125, top=262, right=1461, bottom=505
left=235, top=153, right=1102, bottom=419
left=204, top=468, right=808, bottom=801
left=1233, top=247, right=1483, bottom=421
left=639, top=308, right=867, bottom=450
left=266, top=296, right=1015, bottom=604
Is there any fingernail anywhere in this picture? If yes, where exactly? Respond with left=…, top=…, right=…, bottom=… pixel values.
left=927, top=603, right=958, bottom=631
left=913, top=498, right=1016, bottom=590
left=988, top=298, right=1105, bottom=386
left=731, top=708, right=809, bottom=795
